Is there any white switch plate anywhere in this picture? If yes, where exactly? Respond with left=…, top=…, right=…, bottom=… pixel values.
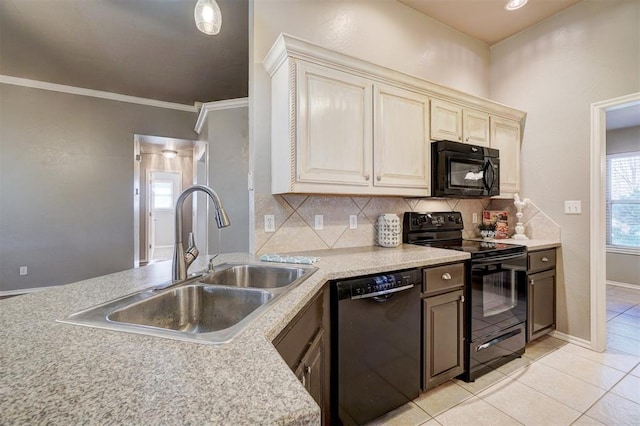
left=349, top=215, right=358, bottom=229
left=314, top=215, right=324, bottom=230
left=564, top=200, right=582, bottom=214
left=264, top=215, right=275, bottom=232
left=19, top=266, right=28, bottom=276
left=472, top=213, right=479, bottom=224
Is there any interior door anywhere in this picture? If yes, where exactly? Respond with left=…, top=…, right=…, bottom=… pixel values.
left=148, top=171, right=181, bottom=261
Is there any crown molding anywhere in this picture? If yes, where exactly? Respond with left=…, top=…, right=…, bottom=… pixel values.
left=194, top=97, right=249, bottom=134
left=0, top=75, right=198, bottom=112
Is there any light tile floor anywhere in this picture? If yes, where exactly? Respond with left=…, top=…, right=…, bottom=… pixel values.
left=369, top=285, right=640, bottom=426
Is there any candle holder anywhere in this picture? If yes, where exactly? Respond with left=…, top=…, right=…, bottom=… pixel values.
left=513, top=193, right=530, bottom=240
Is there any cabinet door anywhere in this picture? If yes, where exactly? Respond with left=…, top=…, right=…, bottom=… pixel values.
left=423, top=290, right=465, bottom=390
left=296, top=61, right=373, bottom=186
left=528, top=269, right=556, bottom=341
left=463, top=109, right=490, bottom=147
left=431, top=99, right=463, bottom=142
left=374, top=83, right=430, bottom=191
left=490, top=117, right=521, bottom=195
left=296, top=330, right=324, bottom=410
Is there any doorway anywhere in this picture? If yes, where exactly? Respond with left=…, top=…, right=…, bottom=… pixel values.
left=133, top=134, right=206, bottom=266
left=148, top=171, right=182, bottom=261
left=590, top=92, right=640, bottom=352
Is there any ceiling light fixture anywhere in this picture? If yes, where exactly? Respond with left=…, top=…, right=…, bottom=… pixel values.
left=504, top=0, right=528, bottom=11
left=194, top=0, right=222, bottom=35
left=161, top=149, right=178, bottom=159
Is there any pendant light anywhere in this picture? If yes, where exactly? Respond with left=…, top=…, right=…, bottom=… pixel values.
left=194, top=0, right=222, bottom=35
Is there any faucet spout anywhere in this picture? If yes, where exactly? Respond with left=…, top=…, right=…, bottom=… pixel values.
left=172, top=185, right=230, bottom=281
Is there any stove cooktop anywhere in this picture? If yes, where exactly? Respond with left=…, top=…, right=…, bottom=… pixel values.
left=403, top=211, right=526, bottom=258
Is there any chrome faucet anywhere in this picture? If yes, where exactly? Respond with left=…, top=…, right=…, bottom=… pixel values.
left=172, top=185, right=230, bottom=281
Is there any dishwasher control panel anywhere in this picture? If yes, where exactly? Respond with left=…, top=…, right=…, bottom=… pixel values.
left=334, top=269, right=421, bottom=300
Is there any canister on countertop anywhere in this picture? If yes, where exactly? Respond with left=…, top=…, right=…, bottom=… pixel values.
left=377, top=214, right=401, bottom=247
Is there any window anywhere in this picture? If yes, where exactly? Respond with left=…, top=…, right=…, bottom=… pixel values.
left=606, top=151, right=640, bottom=250
left=152, top=180, right=174, bottom=210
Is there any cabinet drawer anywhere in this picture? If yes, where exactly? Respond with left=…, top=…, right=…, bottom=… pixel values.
left=423, top=263, right=465, bottom=295
left=528, top=249, right=556, bottom=273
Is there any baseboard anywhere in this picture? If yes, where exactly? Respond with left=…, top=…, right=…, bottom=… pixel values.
left=606, top=280, right=640, bottom=290
left=549, top=330, right=592, bottom=349
left=0, top=286, right=60, bottom=297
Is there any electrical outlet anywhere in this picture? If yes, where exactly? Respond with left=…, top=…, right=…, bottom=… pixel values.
left=472, top=213, right=479, bottom=224
left=314, top=215, right=324, bottom=230
left=264, top=215, right=275, bottom=232
left=349, top=215, right=358, bottom=230
left=19, top=266, right=28, bottom=276
left=564, top=200, right=582, bottom=214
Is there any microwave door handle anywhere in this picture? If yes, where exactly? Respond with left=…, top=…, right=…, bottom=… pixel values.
left=483, top=160, right=495, bottom=191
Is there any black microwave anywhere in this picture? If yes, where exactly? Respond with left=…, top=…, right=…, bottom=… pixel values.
left=431, top=140, right=500, bottom=198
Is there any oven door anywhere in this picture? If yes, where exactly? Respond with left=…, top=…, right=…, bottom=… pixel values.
left=468, top=252, right=527, bottom=342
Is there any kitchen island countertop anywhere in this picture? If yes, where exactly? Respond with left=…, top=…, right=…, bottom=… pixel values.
left=1, top=244, right=475, bottom=425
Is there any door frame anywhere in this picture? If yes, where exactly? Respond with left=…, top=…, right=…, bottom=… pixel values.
left=589, top=91, right=640, bottom=352
left=147, top=170, right=183, bottom=262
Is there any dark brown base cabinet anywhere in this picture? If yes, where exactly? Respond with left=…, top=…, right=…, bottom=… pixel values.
left=527, top=249, right=557, bottom=341
left=422, top=263, right=466, bottom=390
left=273, top=285, right=330, bottom=424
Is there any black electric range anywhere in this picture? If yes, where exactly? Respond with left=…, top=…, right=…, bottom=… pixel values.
left=403, top=211, right=528, bottom=382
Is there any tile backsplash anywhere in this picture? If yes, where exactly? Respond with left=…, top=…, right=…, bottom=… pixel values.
left=254, top=194, right=561, bottom=254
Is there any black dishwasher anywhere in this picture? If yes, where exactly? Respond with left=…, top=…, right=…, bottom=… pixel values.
left=331, top=268, right=421, bottom=426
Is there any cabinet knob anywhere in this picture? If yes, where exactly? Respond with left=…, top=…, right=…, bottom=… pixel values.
left=460, top=295, right=465, bottom=303
left=442, top=273, right=452, bottom=280
left=541, top=257, right=549, bottom=262
left=465, top=137, right=469, bottom=142
left=458, top=136, right=462, bottom=141
left=530, top=279, right=535, bottom=286
left=305, top=366, right=312, bottom=374
left=364, top=174, right=370, bottom=181
left=376, top=175, right=382, bottom=181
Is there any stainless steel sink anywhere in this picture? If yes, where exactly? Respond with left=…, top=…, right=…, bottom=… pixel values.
left=60, top=262, right=317, bottom=344
left=107, top=285, right=273, bottom=333
left=198, top=263, right=309, bottom=289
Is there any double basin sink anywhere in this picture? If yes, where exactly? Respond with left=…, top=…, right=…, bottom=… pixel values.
left=61, top=263, right=317, bottom=344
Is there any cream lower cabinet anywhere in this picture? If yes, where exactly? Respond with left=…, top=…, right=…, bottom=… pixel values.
left=270, top=57, right=429, bottom=196
left=490, top=117, right=521, bottom=196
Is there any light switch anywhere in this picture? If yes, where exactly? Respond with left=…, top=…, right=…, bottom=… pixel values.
left=349, top=215, right=358, bottom=230
left=564, top=200, right=582, bottom=214
left=315, top=215, right=324, bottom=230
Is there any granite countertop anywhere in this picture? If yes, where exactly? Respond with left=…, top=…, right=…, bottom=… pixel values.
left=0, top=244, right=474, bottom=425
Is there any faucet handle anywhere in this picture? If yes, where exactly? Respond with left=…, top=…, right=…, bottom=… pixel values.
left=184, top=232, right=199, bottom=268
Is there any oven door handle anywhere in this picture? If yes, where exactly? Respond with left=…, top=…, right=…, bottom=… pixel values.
left=350, top=284, right=414, bottom=301
left=476, top=328, right=522, bottom=352
left=472, top=252, right=526, bottom=264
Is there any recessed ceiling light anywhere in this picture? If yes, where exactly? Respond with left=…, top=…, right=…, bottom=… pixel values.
left=161, top=149, right=178, bottom=159
left=505, top=0, right=528, bottom=11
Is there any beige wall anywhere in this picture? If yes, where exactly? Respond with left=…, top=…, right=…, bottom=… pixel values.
left=250, top=0, right=491, bottom=252
left=0, top=84, right=198, bottom=292
left=490, top=0, right=640, bottom=341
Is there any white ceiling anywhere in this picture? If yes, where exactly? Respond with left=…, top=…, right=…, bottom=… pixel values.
left=398, top=0, right=584, bottom=45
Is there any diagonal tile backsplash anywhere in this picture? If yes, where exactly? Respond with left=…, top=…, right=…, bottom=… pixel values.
left=254, top=194, right=560, bottom=254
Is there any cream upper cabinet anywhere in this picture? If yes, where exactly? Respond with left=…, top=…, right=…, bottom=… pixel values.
left=463, top=109, right=490, bottom=147
left=430, top=99, right=463, bottom=142
left=373, top=83, right=430, bottom=191
left=490, top=117, right=521, bottom=195
left=295, top=61, right=373, bottom=188
left=264, top=34, right=525, bottom=197
left=431, top=99, right=490, bottom=147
